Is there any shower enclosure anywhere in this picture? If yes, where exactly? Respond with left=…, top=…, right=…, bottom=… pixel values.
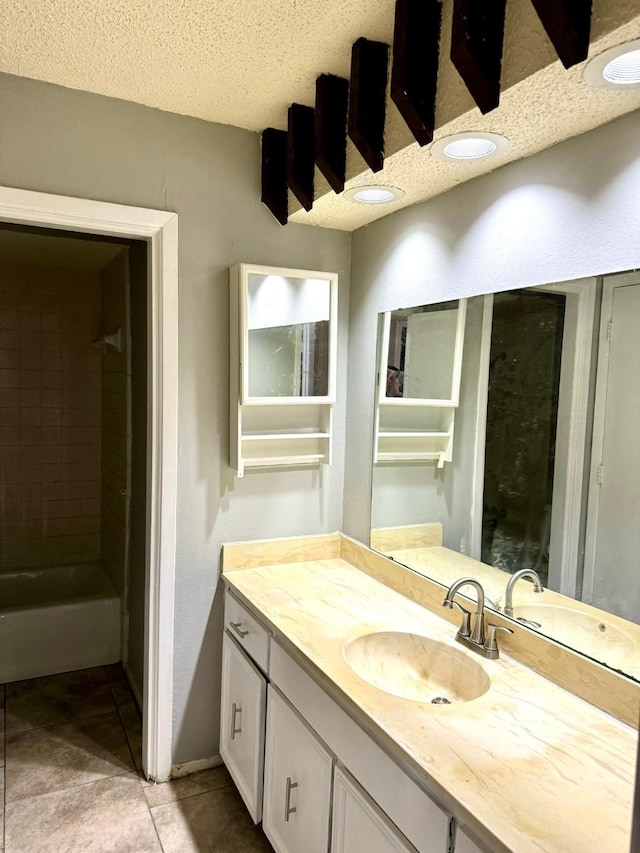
left=0, top=228, right=133, bottom=683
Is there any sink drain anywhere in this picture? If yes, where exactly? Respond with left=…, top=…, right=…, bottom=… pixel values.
left=431, top=696, right=452, bottom=705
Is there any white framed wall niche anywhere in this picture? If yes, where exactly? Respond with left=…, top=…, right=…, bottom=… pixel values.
left=229, top=263, right=338, bottom=477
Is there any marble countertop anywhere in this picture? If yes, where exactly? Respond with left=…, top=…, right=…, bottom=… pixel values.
left=223, top=555, right=636, bottom=853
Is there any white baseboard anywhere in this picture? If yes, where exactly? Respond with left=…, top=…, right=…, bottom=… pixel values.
left=171, top=755, right=224, bottom=779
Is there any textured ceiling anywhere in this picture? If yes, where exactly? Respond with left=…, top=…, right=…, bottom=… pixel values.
left=0, top=0, right=396, bottom=131
left=1, top=0, right=639, bottom=231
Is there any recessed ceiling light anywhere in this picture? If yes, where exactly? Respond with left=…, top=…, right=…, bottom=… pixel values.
left=431, top=132, right=509, bottom=162
left=344, top=186, right=405, bottom=204
left=584, top=39, right=640, bottom=88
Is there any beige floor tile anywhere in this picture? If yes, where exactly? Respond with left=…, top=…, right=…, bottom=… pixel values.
left=5, top=771, right=162, bottom=853
left=5, top=710, right=134, bottom=803
left=104, top=664, right=125, bottom=685
left=143, top=765, right=232, bottom=808
left=105, top=664, right=136, bottom=708
left=151, top=785, right=273, bottom=853
left=5, top=667, right=113, bottom=734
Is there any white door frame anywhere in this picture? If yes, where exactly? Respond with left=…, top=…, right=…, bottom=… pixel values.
left=469, top=294, right=493, bottom=560
left=583, top=270, right=640, bottom=604
left=535, top=279, right=595, bottom=596
left=0, top=186, right=178, bottom=782
left=470, top=279, right=595, bottom=596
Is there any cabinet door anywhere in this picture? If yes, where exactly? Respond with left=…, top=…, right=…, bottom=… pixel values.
left=263, top=686, right=333, bottom=853
left=454, top=827, right=484, bottom=853
left=332, top=766, right=418, bottom=853
left=220, top=631, right=267, bottom=823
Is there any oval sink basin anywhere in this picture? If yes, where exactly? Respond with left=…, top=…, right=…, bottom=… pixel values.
left=513, top=604, right=636, bottom=663
left=343, top=631, right=490, bottom=705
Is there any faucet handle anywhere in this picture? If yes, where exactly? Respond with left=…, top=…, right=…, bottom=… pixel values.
left=485, top=623, right=514, bottom=654
left=448, top=600, right=472, bottom=638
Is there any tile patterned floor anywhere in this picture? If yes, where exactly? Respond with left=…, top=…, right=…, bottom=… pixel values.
left=0, top=666, right=273, bottom=852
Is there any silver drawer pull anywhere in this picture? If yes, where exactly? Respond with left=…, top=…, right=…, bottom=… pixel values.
left=284, top=776, right=298, bottom=822
left=231, top=702, right=242, bottom=739
left=230, top=621, right=249, bottom=639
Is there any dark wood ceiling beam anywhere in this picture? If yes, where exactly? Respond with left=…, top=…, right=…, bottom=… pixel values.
left=261, top=127, right=288, bottom=226
left=287, top=104, right=315, bottom=211
left=530, top=0, right=593, bottom=69
left=450, top=0, right=507, bottom=115
left=391, top=0, right=442, bottom=147
left=315, top=74, right=349, bottom=194
left=348, top=37, right=390, bottom=173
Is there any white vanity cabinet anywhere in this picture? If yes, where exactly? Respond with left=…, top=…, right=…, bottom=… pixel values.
left=262, top=685, right=334, bottom=853
left=452, top=826, right=484, bottom=853
left=220, top=591, right=271, bottom=823
left=219, top=632, right=267, bottom=823
left=332, top=765, right=418, bottom=853
left=269, top=639, right=450, bottom=853
left=220, top=587, right=487, bottom=853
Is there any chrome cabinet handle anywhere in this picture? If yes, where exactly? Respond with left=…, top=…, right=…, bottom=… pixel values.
left=230, top=621, right=249, bottom=639
left=231, top=702, right=242, bottom=740
left=284, top=776, right=298, bottom=822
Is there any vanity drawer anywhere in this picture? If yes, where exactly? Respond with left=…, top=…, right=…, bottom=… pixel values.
left=224, top=590, right=270, bottom=672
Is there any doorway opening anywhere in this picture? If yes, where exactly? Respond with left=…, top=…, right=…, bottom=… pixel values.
left=481, top=289, right=566, bottom=587
left=0, top=185, right=178, bottom=782
left=0, top=223, right=147, bottom=705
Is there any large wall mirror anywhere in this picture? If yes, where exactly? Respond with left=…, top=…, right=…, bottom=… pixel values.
left=370, top=270, right=640, bottom=681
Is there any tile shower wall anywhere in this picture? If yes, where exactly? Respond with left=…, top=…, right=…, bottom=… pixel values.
left=100, top=251, right=130, bottom=598
left=0, top=263, right=102, bottom=571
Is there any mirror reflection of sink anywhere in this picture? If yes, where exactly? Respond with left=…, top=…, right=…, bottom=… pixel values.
left=513, top=605, right=636, bottom=662
left=342, top=631, right=491, bottom=705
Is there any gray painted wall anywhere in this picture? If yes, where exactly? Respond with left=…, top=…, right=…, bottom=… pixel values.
left=345, top=108, right=640, bottom=547
left=0, top=72, right=351, bottom=763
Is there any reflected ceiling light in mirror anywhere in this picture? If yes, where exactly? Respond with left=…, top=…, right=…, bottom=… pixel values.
left=584, top=39, right=640, bottom=88
left=344, top=186, right=405, bottom=204
left=431, top=131, right=509, bottom=162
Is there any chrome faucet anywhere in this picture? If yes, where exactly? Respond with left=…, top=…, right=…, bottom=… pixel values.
left=443, top=577, right=513, bottom=659
left=443, top=577, right=486, bottom=644
left=503, top=569, right=544, bottom=617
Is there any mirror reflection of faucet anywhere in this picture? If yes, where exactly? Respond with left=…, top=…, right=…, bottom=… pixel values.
left=503, top=569, right=544, bottom=618
left=443, top=577, right=513, bottom=659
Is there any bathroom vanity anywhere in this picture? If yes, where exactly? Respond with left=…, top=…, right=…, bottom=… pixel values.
left=220, top=534, right=637, bottom=853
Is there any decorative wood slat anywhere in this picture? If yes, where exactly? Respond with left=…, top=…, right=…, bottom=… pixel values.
left=391, top=0, right=442, bottom=146
left=348, top=37, right=390, bottom=173
left=261, top=128, right=288, bottom=226
left=530, top=0, right=593, bottom=69
left=315, top=74, right=350, bottom=194
left=450, top=0, right=507, bottom=115
left=287, top=103, right=315, bottom=212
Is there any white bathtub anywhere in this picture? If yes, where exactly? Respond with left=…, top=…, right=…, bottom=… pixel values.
left=0, top=562, right=121, bottom=683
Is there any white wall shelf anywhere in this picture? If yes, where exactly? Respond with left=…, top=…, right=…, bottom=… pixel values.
left=374, top=301, right=466, bottom=468
left=230, top=264, right=338, bottom=477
